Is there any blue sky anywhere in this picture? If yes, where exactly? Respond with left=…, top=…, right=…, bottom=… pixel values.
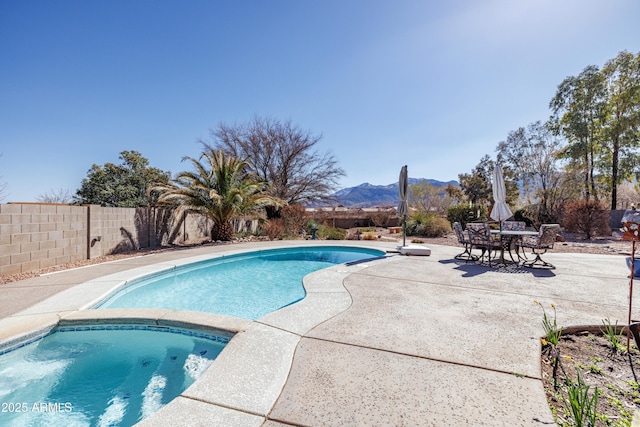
left=1, top=0, right=638, bottom=202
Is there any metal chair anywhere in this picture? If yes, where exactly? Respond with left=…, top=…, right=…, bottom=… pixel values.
left=452, top=222, right=478, bottom=261
left=500, top=220, right=527, bottom=261
left=501, top=221, right=526, bottom=231
left=466, top=222, right=502, bottom=266
left=519, top=224, right=561, bottom=269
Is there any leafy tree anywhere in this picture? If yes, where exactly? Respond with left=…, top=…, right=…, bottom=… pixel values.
left=497, top=121, right=563, bottom=221
left=444, top=184, right=465, bottom=204
left=37, top=188, right=73, bottom=204
left=550, top=65, right=608, bottom=202
left=600, top=50, right=640, bottom=209
left=75, top=151, right=171, bottom=207
left=150, top=147, right=284, bottom=241
left=458, top=155, right=519, bottom=208
left=206, top=116, right=345, bottom=214
left=458, top=155, right=493, bottom=205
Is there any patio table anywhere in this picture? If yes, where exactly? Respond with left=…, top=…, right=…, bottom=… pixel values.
left=490, top=229, right=539, bottom=264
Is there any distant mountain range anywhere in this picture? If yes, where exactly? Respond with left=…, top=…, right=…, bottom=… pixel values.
left=324, top=178, right=458, bottom=208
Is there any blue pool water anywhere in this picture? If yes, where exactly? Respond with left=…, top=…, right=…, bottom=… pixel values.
left=0, top=326, right=226, bottom=427
left=99, top=246, right=384, bottom=320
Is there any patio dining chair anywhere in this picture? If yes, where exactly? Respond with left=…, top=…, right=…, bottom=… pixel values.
left=452, top=222, right=478, bottom=261
left=466, top=222, right=503, bottom=266
left=519, top=224, right=561, bottom=269
left=499, top=220, right=527, bottom=260
left=501, top=221, right=526, bottom=231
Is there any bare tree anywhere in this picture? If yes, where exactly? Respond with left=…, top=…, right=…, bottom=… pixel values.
left=497, top=121, right=564, bottom=212
left=205, top=116, right=345, bottom=215
left=37, top=188, right=73, bottom=204
left=409, top=181, right=455, bottom=215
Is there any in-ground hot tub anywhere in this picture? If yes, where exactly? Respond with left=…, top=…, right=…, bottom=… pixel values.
left=0, top=321, right=229, bottom=427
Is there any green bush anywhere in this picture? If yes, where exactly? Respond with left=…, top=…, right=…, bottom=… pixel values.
left=513, top=208, right=535, bottom=227
left=406, top=212, right=451, bottom=237
left=514, top=205, right=557, bottom=228
left=446, top=204, right=488, bottom=228
left=316, top=225, right=347, bottom=240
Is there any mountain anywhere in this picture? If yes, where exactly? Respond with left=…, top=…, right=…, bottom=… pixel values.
left=325, top=178, right=458, bottom=208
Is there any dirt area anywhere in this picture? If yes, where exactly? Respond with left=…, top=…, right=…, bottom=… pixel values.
left=541, top=331, right=640, bottom=426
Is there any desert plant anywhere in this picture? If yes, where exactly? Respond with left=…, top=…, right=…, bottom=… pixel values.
left=406, top=212, right=451, bottom=237
left=562, top=199, right=611, bottom=239
left=150, top=147, right=284, bottom=241
left=359, top=227, right=377, bottom=233
left=316, top=225, right=347, bottom=240
left=280, top=204, right=311, bottom=236
left=264, top=218, right=286, bottom=240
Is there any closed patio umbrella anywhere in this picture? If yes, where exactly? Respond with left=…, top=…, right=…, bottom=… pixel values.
left=490, top=165, right=513, bottom=224
left=397, top=165, right=408, bottom=247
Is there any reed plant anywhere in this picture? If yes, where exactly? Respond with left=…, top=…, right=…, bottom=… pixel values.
left=563, top=372, right=599, bottom=427
left=601, top=318, right=626, bottom=353
left=536, top=301, right=562, bottom=347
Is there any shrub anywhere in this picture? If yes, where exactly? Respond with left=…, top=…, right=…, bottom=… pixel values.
left=406, top=212, right=451, bottom=237
left=514, top=205, right=558, bottom=228
left=316, top=225, right=347, bottom=240
left=281, top=205, right=310, bottom=236
left=264, top=218, right=285, bottom=240
left=359, top=227, right=377, bottom=233
left=446, top=204, right=488, bottom=228
left=513, top=208, right=536, bottom=227
left=562, top=199, right=611, bottom=239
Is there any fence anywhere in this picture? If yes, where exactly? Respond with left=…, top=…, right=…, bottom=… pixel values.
left=0, top=203, right=223, bottom=276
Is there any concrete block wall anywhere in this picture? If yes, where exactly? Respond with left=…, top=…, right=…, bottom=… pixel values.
left=0, top=203, right=219, bottom=276
left=88, top=206, right=142, bottom=258
left=0, top=203, right=88, bottom=275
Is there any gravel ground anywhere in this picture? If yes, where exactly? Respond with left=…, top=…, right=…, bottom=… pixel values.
left=1, top=230, right=632, bottom=286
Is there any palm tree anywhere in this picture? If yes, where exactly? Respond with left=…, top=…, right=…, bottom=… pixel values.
left=151, top=147, right=284, bottom=241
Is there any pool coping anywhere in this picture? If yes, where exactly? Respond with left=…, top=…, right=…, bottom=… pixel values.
left=0, top=241, right=398, bottom=426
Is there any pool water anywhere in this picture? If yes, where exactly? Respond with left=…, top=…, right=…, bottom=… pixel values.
left=0, top=327, right=226, bottom=427
left=99, top=246, right=383, bottom=319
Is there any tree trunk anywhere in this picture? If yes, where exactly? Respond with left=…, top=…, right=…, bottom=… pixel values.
left=611, top=137, right=620, bottom=210
left=584, top=150, right=590, bottom=201
left=211, top=221, right=234, bottom=241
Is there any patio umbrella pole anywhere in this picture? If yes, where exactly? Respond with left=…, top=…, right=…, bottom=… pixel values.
left=397, top=165, right=408, bottom=250
left=630, top=241, right=635, bottom=350
left=403, top=215, right=406, bottom=247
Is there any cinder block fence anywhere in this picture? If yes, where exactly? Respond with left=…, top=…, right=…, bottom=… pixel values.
left=0, top=203, right=213, bottom=276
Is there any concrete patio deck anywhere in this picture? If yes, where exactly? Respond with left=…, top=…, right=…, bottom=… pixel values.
left=0, top=240, right=631, bottom=426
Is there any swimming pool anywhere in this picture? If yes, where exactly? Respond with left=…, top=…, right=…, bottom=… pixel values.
left=0, top=324, right=227, bottom=427
left=98, top=246, right=384, bottom=320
